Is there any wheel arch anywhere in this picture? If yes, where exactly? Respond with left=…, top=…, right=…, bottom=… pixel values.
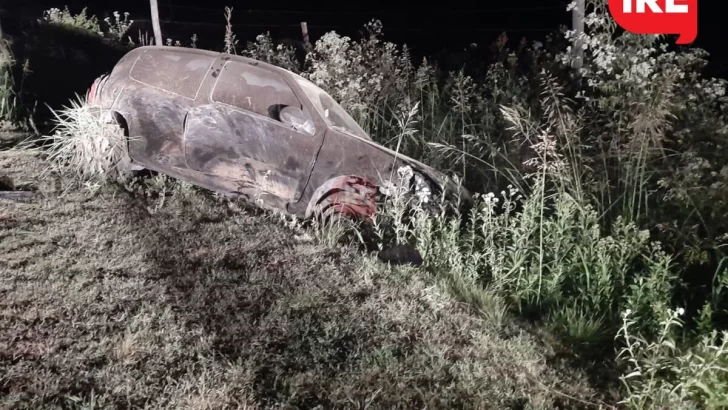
left=304, top=175, right=378, bottom=220
left=110, top=110, right=129, bottom=136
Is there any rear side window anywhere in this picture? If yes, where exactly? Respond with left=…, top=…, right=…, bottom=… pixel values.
left=211, top=61, right=301, bottom=117
left=130, top=49, right=214, bottom=99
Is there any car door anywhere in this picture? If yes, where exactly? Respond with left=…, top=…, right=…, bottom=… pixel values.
left=183, top=58, right=325, bottom=202
left=123, top=47, right=217, bottom=170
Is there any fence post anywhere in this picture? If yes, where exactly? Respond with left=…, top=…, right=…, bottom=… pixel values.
left=150, top=0, right=163, bottom=46
left=301, top=22, right=311, bottom=51
left=571, top=0, right=585, bottom=71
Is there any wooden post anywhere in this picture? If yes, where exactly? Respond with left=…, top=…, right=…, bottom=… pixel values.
left=150, top=0, right=163, bottom=46
left=300, top=22, right=311, bottom=51
left=571, top=0, right=585, bottom=71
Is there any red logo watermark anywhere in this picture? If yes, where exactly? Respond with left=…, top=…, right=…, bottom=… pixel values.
left=607, top=0, right=697, bottom=44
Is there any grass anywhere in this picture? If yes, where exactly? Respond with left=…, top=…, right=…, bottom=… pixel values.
left=0, top=151, right=605, bottom=409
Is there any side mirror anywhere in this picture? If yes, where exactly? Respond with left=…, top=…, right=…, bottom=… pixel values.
left=280, top=106, right=315, bottom=135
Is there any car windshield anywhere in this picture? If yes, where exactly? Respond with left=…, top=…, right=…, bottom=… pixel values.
left=292, top=74, right=370, bottom=140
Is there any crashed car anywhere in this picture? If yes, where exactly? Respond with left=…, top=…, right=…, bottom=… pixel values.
left=87, top=45, right=471, bottom=219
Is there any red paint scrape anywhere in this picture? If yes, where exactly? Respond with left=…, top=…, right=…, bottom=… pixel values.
left=327, top=176, right=377, bottom=218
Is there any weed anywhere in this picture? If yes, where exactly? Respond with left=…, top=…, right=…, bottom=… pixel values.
left=103, top=11, right=134, bottom=42
left=617, top=308, right=728, bottom=409
left=223, top=7, right=237, bottom=54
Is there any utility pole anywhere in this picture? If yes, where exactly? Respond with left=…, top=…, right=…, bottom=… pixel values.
left=571, top=0, right=585, bottom=71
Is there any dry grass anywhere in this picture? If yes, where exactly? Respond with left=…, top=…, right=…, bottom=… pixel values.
left=1, top=151, right=601, bottom=409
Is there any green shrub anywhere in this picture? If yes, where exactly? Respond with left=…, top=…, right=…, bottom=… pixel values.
left=243, top=32, right=299, bottom=74
left=617, top=308, right=728, bottom=409
left=40, top=6, right=103, bottom=37
left=40, top=7, right=134, bottom=46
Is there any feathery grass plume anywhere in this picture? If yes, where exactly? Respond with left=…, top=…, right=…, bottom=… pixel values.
left=40, top=94, right=132, bottom=184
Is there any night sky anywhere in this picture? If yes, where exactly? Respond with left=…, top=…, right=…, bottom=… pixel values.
left=5, top=0, right=727, bottom=77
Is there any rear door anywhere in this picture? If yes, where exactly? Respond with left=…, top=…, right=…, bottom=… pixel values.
left=183, top=58, right=326, bottom=202
left=124, top=47, right=217, bottom=169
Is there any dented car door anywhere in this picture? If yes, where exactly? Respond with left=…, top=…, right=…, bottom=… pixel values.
left=123, top=47, right=216, bottom=170
left=182, top=58, right=326, bottom=202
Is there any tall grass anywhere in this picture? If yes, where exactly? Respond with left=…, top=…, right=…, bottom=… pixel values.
left=0, top=40, right=16, bottom=123
left=0, top=40, right=23, bottom=126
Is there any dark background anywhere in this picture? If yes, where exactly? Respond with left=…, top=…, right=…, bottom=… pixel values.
left=3, top=0, right=726, bottom=76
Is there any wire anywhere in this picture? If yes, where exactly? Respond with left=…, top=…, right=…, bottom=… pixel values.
left=133, top=19, right=558, bottom=32
left=160, top=3, right=570, bottom=15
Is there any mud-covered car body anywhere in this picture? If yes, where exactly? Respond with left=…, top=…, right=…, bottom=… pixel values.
left=88, top=46, right=470, bottom=218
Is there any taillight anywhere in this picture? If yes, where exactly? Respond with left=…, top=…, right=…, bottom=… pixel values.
left=87, top=81, right=98, bottom=104
left=87, top=75, right=109, bottom=105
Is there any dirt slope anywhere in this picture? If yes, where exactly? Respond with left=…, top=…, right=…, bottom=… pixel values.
left=0, top=151, right=599, bottom=409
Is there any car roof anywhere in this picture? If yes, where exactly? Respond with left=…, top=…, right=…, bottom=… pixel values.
left=128, top=45, right=292, bottom=77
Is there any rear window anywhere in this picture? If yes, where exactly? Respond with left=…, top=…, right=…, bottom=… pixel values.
left=130, top=49, right=214, bottom=99
left=211, top=61, right=301, bottom=117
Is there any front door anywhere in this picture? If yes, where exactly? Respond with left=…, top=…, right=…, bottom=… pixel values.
left=183, top=59, right=324, bottom=202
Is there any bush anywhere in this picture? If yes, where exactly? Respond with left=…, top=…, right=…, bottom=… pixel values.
left=242, top=32, right=300, bottom=73
left=617, top=308, right=728, bottom=409
left=40, top=6, right=103, bottom=37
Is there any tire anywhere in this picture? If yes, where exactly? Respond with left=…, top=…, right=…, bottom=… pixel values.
left=107, top=111, right=136, bottom=180
left=307, top=177, right=381, bottom=249
left=306, top=176, right=377, bottom=221
left=113, top=138, right=133, bottom=179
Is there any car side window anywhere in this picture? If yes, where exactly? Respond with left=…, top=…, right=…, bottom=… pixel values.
left=130, top=50, right=214, bottom=99
left=211, top=61, right=314, bottom=135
